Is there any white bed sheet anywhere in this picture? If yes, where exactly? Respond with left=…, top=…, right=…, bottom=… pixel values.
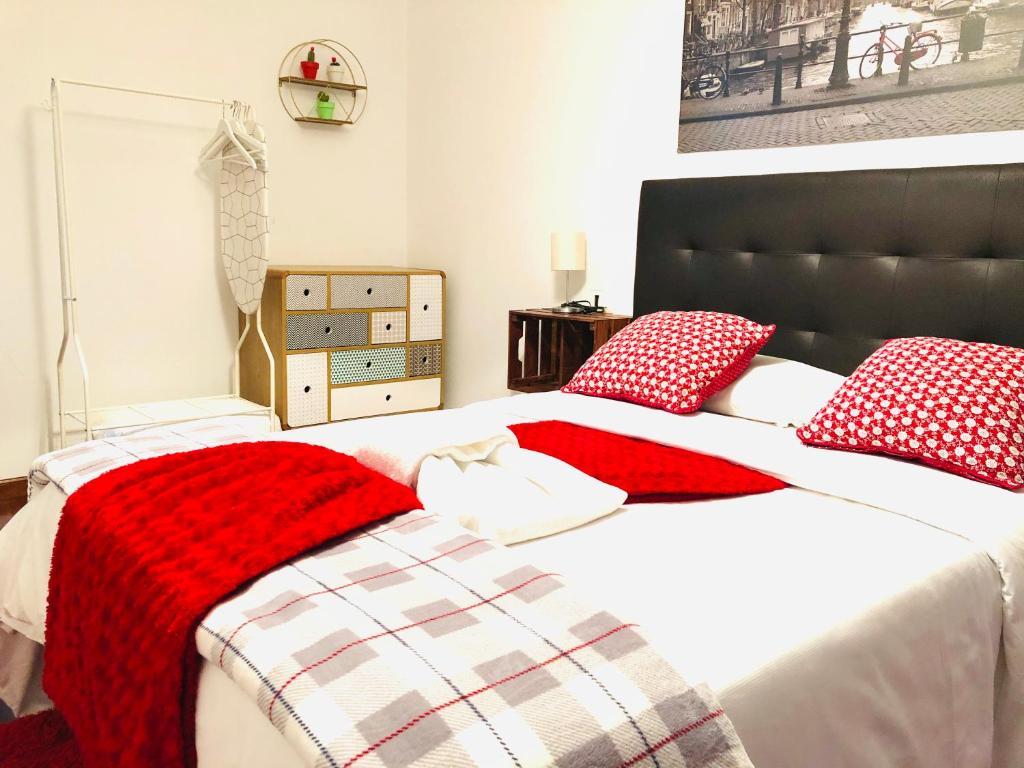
left=490, top=391, right=1024, bottom=768
left=190, top=486, right=1001, bottom=768
left=517, top=492, right=1001, bottom=768
left=1, top=393, right=1019, bottom=768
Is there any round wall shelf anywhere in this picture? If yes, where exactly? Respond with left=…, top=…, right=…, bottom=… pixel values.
left=278, top=39, right=367, bottom=126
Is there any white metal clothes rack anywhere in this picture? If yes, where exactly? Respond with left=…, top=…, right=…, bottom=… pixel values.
left=50, top=78, right=276, bottom=447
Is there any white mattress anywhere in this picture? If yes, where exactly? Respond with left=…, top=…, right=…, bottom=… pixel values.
left=2, top=393, right=1022, bottom=768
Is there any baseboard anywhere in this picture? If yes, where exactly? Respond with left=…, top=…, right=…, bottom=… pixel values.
left=0, top=477, right=27, bottom=524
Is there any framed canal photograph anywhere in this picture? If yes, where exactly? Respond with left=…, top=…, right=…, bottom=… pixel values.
left=678, top=0, right=1024, bottom=152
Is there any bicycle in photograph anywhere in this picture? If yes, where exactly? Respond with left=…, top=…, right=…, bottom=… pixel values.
left=859, top=22, right=943, bottom=78
left=681, top=61, right=728, bottom=99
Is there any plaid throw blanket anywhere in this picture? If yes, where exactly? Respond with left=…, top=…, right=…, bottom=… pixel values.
left=28, top=418, right=265, bottom=498
left=34, top=426, right=751, bottom=766
left=199, top=511, right=752, bottom=768
left=44, top=443, right=422, bottom=768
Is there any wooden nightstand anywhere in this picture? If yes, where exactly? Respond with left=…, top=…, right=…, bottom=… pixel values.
left=507, top=309, right=631, bottom=393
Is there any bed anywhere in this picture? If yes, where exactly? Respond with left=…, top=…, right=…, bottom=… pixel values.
left=2, top=162, right=1023, bottom=767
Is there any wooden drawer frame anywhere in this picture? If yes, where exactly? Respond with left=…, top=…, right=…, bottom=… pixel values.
left=240, top=267, right=445, bottom=428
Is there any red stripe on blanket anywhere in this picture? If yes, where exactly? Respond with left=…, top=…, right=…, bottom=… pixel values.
left=508, top=421, right=786, bottom=502
left=218, top=533, right=486, bottom=667
left=43, top=442, right=421, bottom=768
left=267, top=571, right=560, bottom=719
left=343, top=622, right=638, bottom=768
left=620, top=709, right=727, bottom=767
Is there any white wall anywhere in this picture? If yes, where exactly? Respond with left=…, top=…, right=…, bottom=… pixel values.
left=5, top=0, right=1021, bottom=477
left=0, top=1, right=408, bottom=477
left=407, top=0, right=1024, bottom=410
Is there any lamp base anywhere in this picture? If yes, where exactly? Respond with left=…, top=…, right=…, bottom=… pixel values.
left=550, top=304, right=587, bottom=314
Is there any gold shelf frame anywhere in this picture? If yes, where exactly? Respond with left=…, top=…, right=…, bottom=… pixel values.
left=277, top=40, right=368, bottom=126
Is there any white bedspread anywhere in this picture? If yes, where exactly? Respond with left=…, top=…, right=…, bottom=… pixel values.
left=189, top=483, right=1002, bottom=768
left=1, top=393, right=1021, bottom=768
left=489, top=391, right=1024, bottom=767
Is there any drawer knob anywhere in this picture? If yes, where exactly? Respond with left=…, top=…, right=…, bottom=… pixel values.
left=385, top=394, right=392, bottom=401
left=421, top=356, right=428, bottom=364
left=303, top=288, right=310, bottom=296
left=365, top=361, right=372, bottom=368
left=366, top=287, right=373, bottom=295
left=385, top=323, right=392, bottom=331
left=423, top=304, right=429, bottom=311
left=324, top=326, right=331, bottom=334
left=303, top=385, right=311, bottom=393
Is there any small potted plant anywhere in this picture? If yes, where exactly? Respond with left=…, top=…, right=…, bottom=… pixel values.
left=327, top=56, right=344, bottom=82
left=300, top=46, right=319, bottom=79
left=315, top=90, right=335, bottom=120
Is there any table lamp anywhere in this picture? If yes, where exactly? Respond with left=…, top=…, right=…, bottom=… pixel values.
left=550, top=231, right=587, bottom=314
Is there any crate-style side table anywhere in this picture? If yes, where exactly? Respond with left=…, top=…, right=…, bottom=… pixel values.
left=507, top=309, right=631, bottom=393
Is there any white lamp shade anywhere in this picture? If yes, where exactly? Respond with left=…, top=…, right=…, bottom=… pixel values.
left=550, top=232, right=587, bottom=272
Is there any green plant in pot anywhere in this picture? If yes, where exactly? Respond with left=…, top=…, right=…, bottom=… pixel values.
left=315, top=90, right=336, bottom=120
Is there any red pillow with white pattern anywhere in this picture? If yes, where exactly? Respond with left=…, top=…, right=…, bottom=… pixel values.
left=562, top=311, right=775, bottom=414
left=797, top=337, right=1024, bottom=489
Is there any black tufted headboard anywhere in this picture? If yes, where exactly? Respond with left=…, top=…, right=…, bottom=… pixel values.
left=633, top=164, right=1024, bottom=375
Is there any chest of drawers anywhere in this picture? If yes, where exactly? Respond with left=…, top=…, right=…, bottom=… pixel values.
left=240, top=266, right=445, bottom=428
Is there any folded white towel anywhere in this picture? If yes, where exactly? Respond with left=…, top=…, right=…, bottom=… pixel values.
left=417, top=444, right=627, bottom=545
left=280, top=408, right=516, bottom=487
left=282, top=405, right=627, bottom=543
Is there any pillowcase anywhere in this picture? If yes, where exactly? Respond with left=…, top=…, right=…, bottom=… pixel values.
left=562, top=311, right=775, bottom=414
left=702, top=354, right=846, bottom=428
left=509, top=420, right=786, bottom=503
left=797, top=337, right=1024, bottom=489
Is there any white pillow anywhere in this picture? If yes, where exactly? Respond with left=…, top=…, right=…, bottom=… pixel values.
left=701, top=354, right=845, bottom=428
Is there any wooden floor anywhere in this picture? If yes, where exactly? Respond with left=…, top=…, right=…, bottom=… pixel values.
left=0, top=477, right=27, bottom=526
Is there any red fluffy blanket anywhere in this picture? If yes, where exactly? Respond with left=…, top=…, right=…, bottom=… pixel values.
left=509, top=421, right=786, bottom=502
left=41, top=442, right=420, bottom=768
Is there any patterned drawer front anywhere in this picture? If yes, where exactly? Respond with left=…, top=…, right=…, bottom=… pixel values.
left=331, top=346, right=407, bottom=385
left=285, top=274, right=327, bottom=310
left=409, top=274, right=443, bottom=341
left=331, top=378, right=441, bottom=421
left=287, top=313, right=367, bottom=350
left=330, top=274, right=408, bottom=309
left=371, top=311, right=407, bottom=344
left=286, top=353, right=327, bottom=427
left=409, top=343, right=442, bottom=377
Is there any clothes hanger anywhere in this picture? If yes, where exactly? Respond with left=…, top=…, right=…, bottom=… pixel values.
left=198, top=101, right=265, bottom=170
left=224, top=103, right=265, bottom=155
left=229, top=116, right=265, bottom=153
left=218, top=136, right=266, bottom=170
left=199, top=117, right=257, bottom=169
left=229, top=103, right=268, bottom=169
left=200, top=102, right=251, bottom=157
